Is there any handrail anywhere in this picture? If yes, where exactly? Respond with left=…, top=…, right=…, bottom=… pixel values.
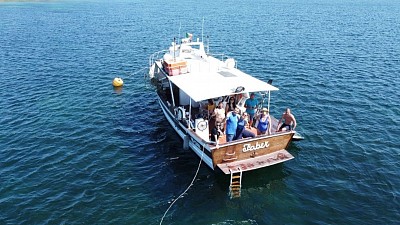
left=149, top=49, right=168, bottom=67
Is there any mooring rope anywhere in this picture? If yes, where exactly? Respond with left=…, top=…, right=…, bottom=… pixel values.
left=159, top=143, right=206, bottom=225
left=121, top=66, right=148, bottom=78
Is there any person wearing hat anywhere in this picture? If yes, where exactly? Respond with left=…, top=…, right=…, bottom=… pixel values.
left=256, top=108, right=271, bottom=135
left=244, top=93, right=258, bottom=128
left=225, top=107, right=240, bottom=142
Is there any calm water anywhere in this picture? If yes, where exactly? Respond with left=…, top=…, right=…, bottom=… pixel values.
left=1, top=0, right=399, bottom=224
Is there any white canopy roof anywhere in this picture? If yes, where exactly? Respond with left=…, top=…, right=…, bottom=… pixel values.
left=168, top=67, right=278, bottom=102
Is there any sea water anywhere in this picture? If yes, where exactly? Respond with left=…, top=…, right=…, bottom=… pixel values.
left=0, top=0, right=399, bottom=224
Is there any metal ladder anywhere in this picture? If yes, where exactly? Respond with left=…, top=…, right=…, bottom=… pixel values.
left=229, top=168, right=242, bottom=198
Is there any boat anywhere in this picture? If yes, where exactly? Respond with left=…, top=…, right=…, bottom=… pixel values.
left=148, top=33, right=303, bottom=196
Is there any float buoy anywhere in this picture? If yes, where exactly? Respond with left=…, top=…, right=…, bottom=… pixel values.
left=112, top=77, right=124, bottom=87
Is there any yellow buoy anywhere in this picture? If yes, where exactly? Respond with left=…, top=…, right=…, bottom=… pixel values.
left=112, top=77, right=123, bottom=87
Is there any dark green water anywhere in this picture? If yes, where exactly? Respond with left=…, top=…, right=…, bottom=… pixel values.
left=1, top=0, right=399, bottom=224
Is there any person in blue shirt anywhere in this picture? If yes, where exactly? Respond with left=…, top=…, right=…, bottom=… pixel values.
left=225, top=108, right=240, bottom=142
left=244, top=93, right=258, bottom=127
left=234, top=112, right=256, bottom=140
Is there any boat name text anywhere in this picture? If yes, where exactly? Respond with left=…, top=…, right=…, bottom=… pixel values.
left=242, top=141, right=270, bottom=152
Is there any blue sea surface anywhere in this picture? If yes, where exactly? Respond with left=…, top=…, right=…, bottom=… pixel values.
left=1, top=0, right=399, bottom=224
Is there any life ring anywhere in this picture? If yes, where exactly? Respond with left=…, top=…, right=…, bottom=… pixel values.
left=197, top=120, right=208, bottom=131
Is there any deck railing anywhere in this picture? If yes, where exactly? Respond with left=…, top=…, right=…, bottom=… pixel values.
left=149, top=50, right=168, bottom=67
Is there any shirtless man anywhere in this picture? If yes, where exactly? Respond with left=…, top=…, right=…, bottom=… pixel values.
left=277, top=108, right=297, bottom=131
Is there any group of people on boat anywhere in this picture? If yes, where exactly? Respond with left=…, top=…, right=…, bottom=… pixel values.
left=206, top=93, right=297, bottom=147
left=209, top=107, right=253, bottom=146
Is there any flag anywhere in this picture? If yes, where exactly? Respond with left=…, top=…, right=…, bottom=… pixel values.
left=185, top=33, right=193, bottom=39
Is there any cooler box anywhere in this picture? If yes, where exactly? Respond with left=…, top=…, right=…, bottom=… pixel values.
left=163, top=59, right=188, bottom=76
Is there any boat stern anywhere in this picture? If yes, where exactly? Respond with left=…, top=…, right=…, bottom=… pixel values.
left=211, top=131, right=295, bottom=174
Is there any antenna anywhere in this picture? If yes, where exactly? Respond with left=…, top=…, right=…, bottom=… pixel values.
left=178, top=22, right=181, bottom=44
left=201, top=17, right=205, bottom=42
left=173, top=37, right=176, bottom=62
left=206, top=35, right=209, bottom=54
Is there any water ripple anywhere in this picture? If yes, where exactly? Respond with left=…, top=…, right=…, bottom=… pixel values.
left=1, top=1, right=400, bottom=225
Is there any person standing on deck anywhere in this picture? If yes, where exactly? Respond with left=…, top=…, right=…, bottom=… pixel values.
left=207, top=99, right=216, bottom=134
left=225, top=96, right=236, bottom=114
left=277, top=107, right=297, bottom=131
left=213, top=101, right=226, bottom=132
left=234, top=112, right=255, bottom=140
left=257, top=108, right=271, bottom=135
left=225, top=108, right=240, bottom=142
left=210, top=121, right=223, bottom=148
left=207, top=99, right=215, bottom=119
left=244, top=93, right=258, bottom=128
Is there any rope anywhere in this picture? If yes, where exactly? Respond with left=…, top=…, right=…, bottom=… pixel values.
left=132, top=66, right=148, bottom=77
left=159, top=143, right=206, bottom=225
left=121, top=66, right=148, bottom=79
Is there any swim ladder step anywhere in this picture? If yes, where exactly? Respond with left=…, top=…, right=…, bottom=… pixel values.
left=229, top=168, right=243, bottom=199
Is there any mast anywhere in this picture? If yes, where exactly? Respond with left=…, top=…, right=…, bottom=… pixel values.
left=206, top=35, right=209, bottom=55
left=201, top=17, right=204, bottom=42
left=173, top=37, right=176, bottom=62
left=178, top=22, right=181, bottom=44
